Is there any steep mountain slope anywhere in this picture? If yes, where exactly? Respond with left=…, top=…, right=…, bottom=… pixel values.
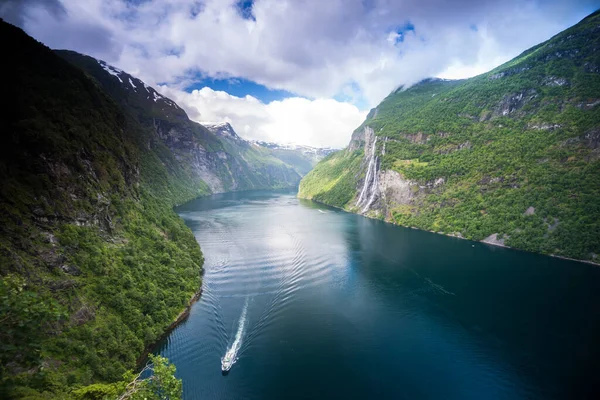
left=0, top=19, right=299, bottom=398
left=300, top=10, right=600, bottom=262
left=57, top=51, right=301, bottom=192
left=203, top=122, right=301, bottom=186
left=0, top=19, right=208, bottom=398
left=250, top=141, right=336, bottom=176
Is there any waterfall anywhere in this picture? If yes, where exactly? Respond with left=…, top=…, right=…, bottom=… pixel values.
left=356, top=135, right=379, bottom=212
left=362, top=159, right=379, bottom=213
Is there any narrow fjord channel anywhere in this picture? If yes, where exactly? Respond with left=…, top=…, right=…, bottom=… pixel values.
left=161, top=190, right=600, bottom=399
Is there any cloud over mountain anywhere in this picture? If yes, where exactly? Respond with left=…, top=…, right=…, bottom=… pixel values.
left=159, top=85, right=367, bottom=148
left=3, top=0, right=596, bottom=146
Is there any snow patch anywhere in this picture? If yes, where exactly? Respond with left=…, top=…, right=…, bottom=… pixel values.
left=98, top=60, right=123, bottom=83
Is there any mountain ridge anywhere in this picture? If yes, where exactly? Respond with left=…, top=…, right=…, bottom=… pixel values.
left=299, top=10, right=600, bottom=263
left=250, top=141, right=337, bottom=176
left=57, top=50, right=302, bottom=194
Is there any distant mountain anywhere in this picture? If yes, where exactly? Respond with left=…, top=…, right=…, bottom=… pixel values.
left=203, top=122, right=244, bottom=140
left=300, top=10, right=600, bottom=263
left=58, top=51, right=302, bottom=193
left=250, top=140, right=336, bottom=176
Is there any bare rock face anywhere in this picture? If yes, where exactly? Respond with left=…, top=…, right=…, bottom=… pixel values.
left=541, top=48, right=581, bottom=62
left=524, top=206, right=536, bottom=216
left=379, top=170, right=415, bottom=206
left=488, top=66, right=530, bottom=80
left=482, top=233, right=508, bottom=246
left=494, top=89, right=538, bottom=117
left=584, top=127, right=600, bottom=149
left=348, top=126, right=375, bottom=152
left=529, top=123, right=562, bottom=130
left=542, top=76, right=568, bottom=86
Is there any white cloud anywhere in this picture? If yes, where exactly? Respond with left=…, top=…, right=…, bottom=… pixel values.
left=159, top=86, right=367, bottom=148
left=12, top=0, right=596, bottom=109
left=5, top=0, right=597, bottom=147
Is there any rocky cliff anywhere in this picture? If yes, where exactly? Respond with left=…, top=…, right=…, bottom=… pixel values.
left=299, top=10, right=600, bottom=263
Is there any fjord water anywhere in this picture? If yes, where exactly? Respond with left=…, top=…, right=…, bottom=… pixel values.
left=166, top=190, right=600, bottom=399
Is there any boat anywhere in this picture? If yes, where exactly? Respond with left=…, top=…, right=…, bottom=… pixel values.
left=221, top=298, right=248, bottom=373
left=221, top=352, right=235, bottom=372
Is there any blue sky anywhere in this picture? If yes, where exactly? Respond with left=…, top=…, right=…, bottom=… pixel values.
left=3, top=0, right=598, bottom=147
left=185, top=77, right=296, bottom=103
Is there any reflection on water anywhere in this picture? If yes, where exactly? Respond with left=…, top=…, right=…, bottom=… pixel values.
left=161, top=190, right=600, bottom=399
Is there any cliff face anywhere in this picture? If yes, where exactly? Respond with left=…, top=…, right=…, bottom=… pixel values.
left=299, top=10, right=600, bottom=262
left=57, top=51, right=302, bottom=194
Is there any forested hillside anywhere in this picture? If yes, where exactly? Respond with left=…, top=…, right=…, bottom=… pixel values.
left=300, top=10, right=600, bottom=262
left=0, top=17, right=294, bottom=398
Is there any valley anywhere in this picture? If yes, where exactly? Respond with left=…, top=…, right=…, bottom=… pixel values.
left=1, top=6, right=599, bottom=400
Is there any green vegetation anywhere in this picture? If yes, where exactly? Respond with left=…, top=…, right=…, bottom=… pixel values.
left=0, top=20, right=202, bottom=398
left=298, top=150, right=363, bottom=207
left=300, top=10, right=600, bottom=262
left=268, top=149, right=316, bottom=176
left=72, top=355, right=182, bottom=400
left=216, top=133, right=301, bottom=190
left=1, top=9, right=310, bottom=395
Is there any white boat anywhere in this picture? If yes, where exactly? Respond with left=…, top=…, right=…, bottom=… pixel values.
left=221, top=298, right=249, bottom=373
left=221, top=351, right=235, bottom=372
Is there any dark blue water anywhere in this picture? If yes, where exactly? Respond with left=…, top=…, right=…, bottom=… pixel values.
left=166, top=190, right=600, bottom=399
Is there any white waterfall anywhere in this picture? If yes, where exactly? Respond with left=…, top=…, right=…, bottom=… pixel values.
left=362, top=159, right=379, bottom=213
left=356, top=136, right=376, bottom=205
left=356, top=135, right=379, bottom=212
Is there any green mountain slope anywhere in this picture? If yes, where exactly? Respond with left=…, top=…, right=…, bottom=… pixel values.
left=57, top=51, right=301, bottom=193
left=300, top=10, right=600, bottom=262
left=0, top=18, right=297, bottom=397
left=202, top=123, right=301, bottom=187
left=0, top=19, right=209, bottom=398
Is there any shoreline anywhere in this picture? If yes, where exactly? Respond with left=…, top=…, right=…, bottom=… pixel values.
left=301, top=196, right=600, bottom=267
left=136, top=288, right=203, bottom=367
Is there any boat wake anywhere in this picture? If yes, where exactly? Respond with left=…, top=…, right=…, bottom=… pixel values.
left=221, top=298, right=249, bottom=373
